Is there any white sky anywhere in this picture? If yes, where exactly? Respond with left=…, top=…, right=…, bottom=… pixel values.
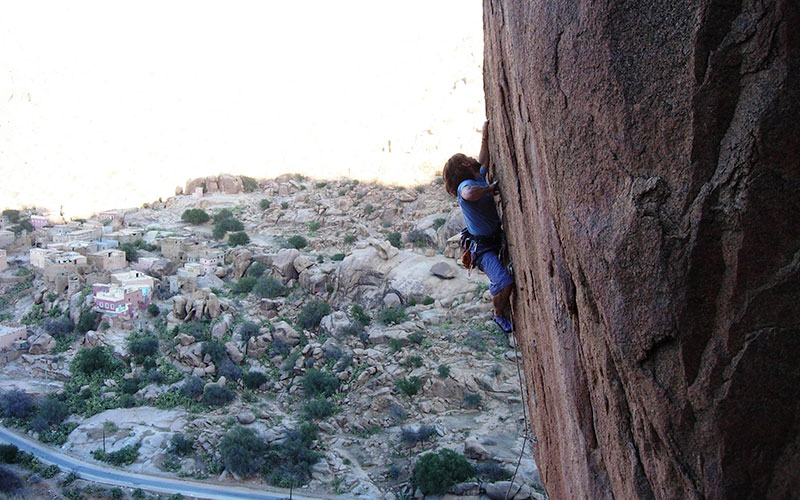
left=0, top=1, right=484, bottom=217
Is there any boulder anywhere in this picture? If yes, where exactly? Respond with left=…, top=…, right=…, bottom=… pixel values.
left=320, top=311, right=351, bottom=338
left=484, top=481, right=522, bottom=500
left=225, top=342, right=244, bottom=363
left=464, top=439, right=491, bottom=461
left=206, top=293, right=221, bottom=319
left=176, top=333, right=195, bottom=346
left=28, top=332, right=55, bottom=355
left=272, top=321, right=300, bottom=347
left=218, top=174, right=244, bottom=194
left=229, top=248, right=252, bottom=279
left=484, top=1, right=800, bottom=498
left=429, top=261, right=456, bottom=279
left=367, top=239, right=398, bottom=261
left=273, top=248, right=300, bottom=279
left=237, top=411, right=256, bottom=425
left=172, top=296, right=187, bottom=320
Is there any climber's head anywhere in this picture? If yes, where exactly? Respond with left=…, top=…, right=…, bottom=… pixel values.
left=443, top=153, right=480, bottom=197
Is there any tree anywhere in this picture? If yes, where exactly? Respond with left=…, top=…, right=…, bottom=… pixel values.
left=201, top=340, right=227, bottom=364
left=0, top=390, right=36, bottom=419
left=395, top=376, right=421, bottom=397
left=128, top=335, right=159, bottom=363
left=297, top=301, right=330, bottom=330
left=147, top=303, right=160, bottom=317
left=77, top=310, right=98, bottom=333
left=220, top=426, right=267, bottom=476
left=169, top=433, right=193, bottom=456
left=71, top=346, right=118, bottom=375
left=120, top=243, right=138, bottom=262
left=181, top=209, right=210, bottom=224
left=30, top=396, right=68, bottom=431
left=232, top=277, right=257, bottom=294
left=246, top=262, right=267, bottom=278
left=228, top=231, right=250, bottom=247
left=412, top=448, right=475, bottom=495
left=2, top=210, right=20, bottom=223
left=202, top=384, right=234, bottom=406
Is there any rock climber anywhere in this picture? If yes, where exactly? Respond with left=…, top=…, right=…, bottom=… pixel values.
left=442, top=121, right=514, bottom=333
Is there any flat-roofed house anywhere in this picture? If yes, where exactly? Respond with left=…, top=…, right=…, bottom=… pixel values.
left=30, top=215, right=49, bottom=230
left=88, top=248, right=126, bottom=271
left=0, top=323, right=27, bottom=364
left=0, top=230, right=15, bottom=249
left=43, top=251, right=87, bottom=281
left=30, top=248, right=55, bottom=269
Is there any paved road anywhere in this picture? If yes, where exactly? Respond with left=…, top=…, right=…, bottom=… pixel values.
left=0, top=426, right=327, bottom=500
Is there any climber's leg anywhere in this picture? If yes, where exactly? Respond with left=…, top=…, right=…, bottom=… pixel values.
left=478, top=251, right=514, bottom=332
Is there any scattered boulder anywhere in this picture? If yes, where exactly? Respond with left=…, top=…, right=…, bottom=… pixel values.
left=272, top=321, right=300, bottom=346
left=273, top=248, right=300, bottom=280
left=430, top=261, right=456, bottom=279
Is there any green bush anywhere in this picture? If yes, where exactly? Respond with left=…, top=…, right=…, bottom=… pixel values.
left=297, top=301, right=331, bottom=330
left=308, top=221, right=320, bottom=232
left=232, top=276, right=257, bottom=294
left=286, top=235, right=308, bottom=249
left=378, top=306, right=407, bottom=325
left=351, top=304, right=370, bottom=326
left=40, top=464, right=60, bottom=478
left=77, top=310, right=98, bottom=333
left=238, top=321, right=260, bottom=343
left=246, top=262, right=267, bottom=278
left=253, top=276, right=287, bottom=298
left=422, top=296, right=435, bottom=306
left=343, top=234, right=356, bottom=244
left=263, top=423, right=321, bottom=487
left=281, top=201, right=289, bottom=209
left=302, top=369, right=339, bottom=398
left=212, top=211, right=244, bottom=240
left=220, top=426, right=267, bottom=477
left=476, top=461, right=513, bottom=482
left=463, top=393, right=481, bottom=408
left=128, top=335, right=159, bottom=363
left=331, top=253, right=346, bottom=261
left=120, top=243, right=138, bottom=262
left=228, top=231, right=250, bottom=247
left=202, top=384, right=234, bottom=406
left=32, top=396, right=69, bottom=430
left=241, top=176, right=259, bottom=192
left=395, top=376, right=421, bottom=397
left=181, top=209, right=210, bottom=224
left=387, top=232, right=402, bottom=248
left=437, top=365, right=451, bottom=378
left=92, top=442, right=141, bottom=466
left=412, top=448, right=475, bottom=495
left=303, top=398, right=336, bottom=420
left=259, top=199, right=272, bottom=210
left=181, top=376, right=205, bottom=400
left=2, top=209, right=20, bottom=223
left=407, top=355, right=423, bottom=368
left=0, top=466, right=23, bottom=496
left=388, top=338, right=403, bottom=353
left=432, top=218, right=446, bottom=230
left=400, top=424, right=437, bottom=446
left=0, top=389, right=36, bottom=419
left=406, top=230, right=429, bottom=247
left=201, top=340, right=227, bottom=364
left=43, top=316, right=74, bottom=337
left=169, top=433, right=193, bottom=456
left=71, top=346, right=119, bottom=376
left=408, top=331, right=425, bottom=345
left=147, top=303, right=160, bottom=317
left=242, top=371, right=268, bottom=390
left=0, top=444, right=19, bottom=463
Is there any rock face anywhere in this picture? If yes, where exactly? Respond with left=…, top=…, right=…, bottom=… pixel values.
left=483, top=1, right=799, bottom=500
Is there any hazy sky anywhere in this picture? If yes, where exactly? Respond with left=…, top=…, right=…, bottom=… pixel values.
left=0, top=1, right=484, bottom=217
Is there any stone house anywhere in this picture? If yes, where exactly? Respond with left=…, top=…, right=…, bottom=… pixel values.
left=0, top=230, right=15, bottom=249
left=43, top=251, right=88, bottom=281
left=189, top=248, right=224, bottom=274
left=106, top=228, right=144, bottom=245
left=0, top=323, right=27, bottom=364
left=160, top=236, right=201, bottom=263
left=88, top=248, right=126, bottom=271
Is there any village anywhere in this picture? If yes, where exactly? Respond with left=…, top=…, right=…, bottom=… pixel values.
left=0, top=174, right=542, bottom=500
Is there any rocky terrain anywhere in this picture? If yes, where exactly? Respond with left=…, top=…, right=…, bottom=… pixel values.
left=483, top=0, right=799, bottom=499
left=0, top=174, right=543, bottom=499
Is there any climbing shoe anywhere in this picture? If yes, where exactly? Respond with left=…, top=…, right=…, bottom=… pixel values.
left=494, top=315, right=513, bottom=333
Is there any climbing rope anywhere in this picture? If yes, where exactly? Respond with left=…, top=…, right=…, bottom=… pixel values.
left=505, top=299, right=533, bottom=500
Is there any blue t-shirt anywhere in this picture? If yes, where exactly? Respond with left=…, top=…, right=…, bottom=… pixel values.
left=457, top=166, right=501, bottom=237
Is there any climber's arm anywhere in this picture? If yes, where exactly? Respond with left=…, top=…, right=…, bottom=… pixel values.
left=461, top=181, right=498, bottom=201
left=478, top=120, right=489, bottom=167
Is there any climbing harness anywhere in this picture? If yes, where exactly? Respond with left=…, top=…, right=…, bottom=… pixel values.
left=459, top=227, right=505, bottom=277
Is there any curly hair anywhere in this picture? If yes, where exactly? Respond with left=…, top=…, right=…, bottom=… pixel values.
left=442, top=154, right=480, bottom=197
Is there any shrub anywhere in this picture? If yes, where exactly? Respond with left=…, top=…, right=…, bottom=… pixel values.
left=242, top=371, right=268, bottom=390
left=395, top=376, right=421, bottom=397
left=181, top=376, right=205, bottom=400
left=120, top=377, right=141, bottom=395
left=378, top=306, right=407, bottom=325
left=259, top=199, right=272, bottom=210
left=406, top=229, right=429, bottom=247
left=246, top=262, right=267, bottom=278
left=432, top=218, right=446, bottom=230
left=464, top=330, right=487, bottom=352
left=422, top=296, right=435, bottom=306
left=220, top=426, right=267, bottom=477
left=401, top=424, right=437, bottom=446
left=263, top=423, right=321, bottom=487
left=303, top=398, right=336, bottom=420
left=407, top=355, right=423, bottom=368
left=169, top=433, right=193, bottom=456
left=147, top=303, right=160, bottom=317
left=363, top=204, right=374, bottom=215
left=128, top=335, right=159, bottom=363
left=408, top=331, right=425, bottom=345
left=232, top=276, right=257, bottom=294
left=43, top=316, right=74, bottom=337
left=71, top=346, right=118, bottom=376
left=253, top=276, right=287, bottom=298
left=437, top=364, right=451, bottom=378
left=241, top=176, right=259, bottom=192
left=297, top=301, right=330, bottom=330
left=280, top=201, right=289, bottom=209
left=0, top=466, right=23, bottom=496
left=490, top=364, right=503, bottom=378
left=302, top=369, right=339, bottom=398
left=181, top=209, right=210, bottom=224
left=388, top=403, right=407, bottom=423
left=217, top=359, right=242, bottom=381
left=387, top=232, right=402, bottom=248
left=0, top=444, right=18, bottom=463
left=202, top=384, right=234, bottom=406
left=351, top=304, right=370, bottom=326
left=228, top=231, right=250, bottom=247
left=40, top=464, right=60, bottom=478
left=238, top=321, right=260, bottom=343
left=201, top=340, right=227, bottom=364
left=412, top=448, right=475, bottom=495
left=331, top=253, right=345, bottom=261
left=340, top=322, right=363, bottom=338
left=77, top=310, right=98, bottom=333
left=476, top=460, right=513, bottom=482
left=286, top=235, right=308, bottom=249
left=92, top=442, right=140, bottom=466
left=308, top=221, right=320, bottom=232
left=120, top=242, right=139, bottom=262
left=2, top=209, right=20, bottom=223
left=33, top=396, right=68, bottom=428
left=463, top=393, right=481, bottom=408
left=212, top=212, right=244, bottom=240
left=343, top=234, right=356, bottom=244
left=388, top=338, right=403, bottom=353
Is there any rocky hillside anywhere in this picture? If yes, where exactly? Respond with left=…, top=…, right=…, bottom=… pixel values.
left=0, top=175, right=543, bottom=499
left=483, top=0, right=799, bottom=499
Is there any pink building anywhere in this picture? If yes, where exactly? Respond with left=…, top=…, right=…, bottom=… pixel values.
left=30, top=215, right=49, bottom=230
left=93, top=284, right=147, bottom=319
